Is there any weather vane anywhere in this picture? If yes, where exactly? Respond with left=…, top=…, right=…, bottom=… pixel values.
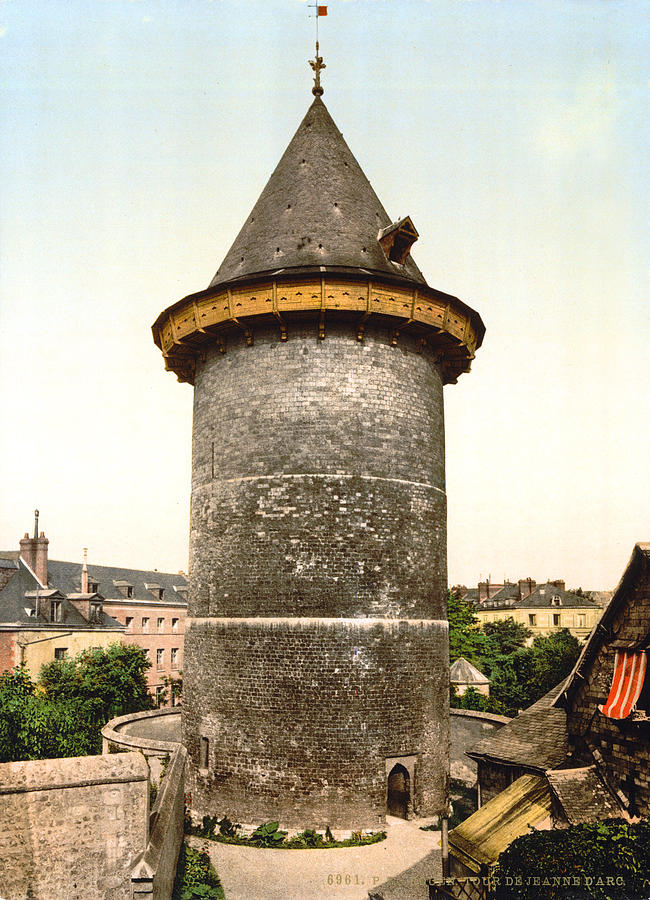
left=308, top=5, right=327, bottom=96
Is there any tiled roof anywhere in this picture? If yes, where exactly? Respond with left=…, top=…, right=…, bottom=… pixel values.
left=468, top=680, right=568, bottom=771
left=47, top=560, right=188, bottom=605
left=0, top=560, right=122, bottom=628
left=450, top=657, right=490, bottom=685
left=514, top=584, right=599, bottom=609
left=479, top=583, right=519, bottom=608
left=208, top=96, right=427, bottom=290
left=546, top=766, right=624, bottom=824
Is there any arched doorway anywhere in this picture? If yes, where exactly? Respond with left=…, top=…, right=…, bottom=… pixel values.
left=387, top=763, right=410, bottom=819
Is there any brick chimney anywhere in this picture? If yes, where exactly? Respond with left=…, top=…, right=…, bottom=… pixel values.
left=518, top=578, right=536, bottom=601
left=550, top=579, right=565, bottom=592
left=478, top=578, right=503, bottom=602
left=81, top=547, right=89, bottom=593
left=19, top=509, right=49, bottom=587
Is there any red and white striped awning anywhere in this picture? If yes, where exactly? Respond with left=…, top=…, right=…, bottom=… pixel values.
left=598, top=650, right=647, bottom=719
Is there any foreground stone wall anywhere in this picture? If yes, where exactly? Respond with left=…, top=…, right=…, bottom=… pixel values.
left=0, top=752, right=148, bottom=900
left=132, top=745, right=187, bottom=900
left=184, top=616, right=449, bottom=827
left=449, top=709, right=510, bottom=786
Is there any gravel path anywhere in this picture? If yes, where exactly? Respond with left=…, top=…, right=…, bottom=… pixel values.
left=191, top=817, right=442, bottom=900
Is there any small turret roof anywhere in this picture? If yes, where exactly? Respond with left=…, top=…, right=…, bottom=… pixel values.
left=209, top=96, right=427, bottom=290
left=450, top=656, right=490, bottom=685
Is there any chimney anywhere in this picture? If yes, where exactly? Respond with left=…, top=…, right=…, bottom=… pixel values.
left=518, top=578, right=536, bottom=601
left=19, top=509, right=49, bottom=587
left=551, top=579, right=565, bottom=592
left=81, top=547, right=89, bottom=593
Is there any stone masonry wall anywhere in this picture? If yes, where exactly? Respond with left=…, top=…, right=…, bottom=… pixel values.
left=189, top=323, right=447, bottom=619
left=0, top=752, right=149, bottom=900
left=567, top=556, right=650, bottom=815
left=449, top=709, right=510, bottom=786
left=185, top=318, right=450, bottom=827
left=183, top=617, right=449, bottom=828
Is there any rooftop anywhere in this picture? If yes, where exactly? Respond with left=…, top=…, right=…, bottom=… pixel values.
left=209, top=97, right=427, bottom=291
left=468, top=680, right=568, bottom=771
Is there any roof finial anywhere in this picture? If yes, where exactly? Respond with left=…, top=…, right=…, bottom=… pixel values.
left=309, top=4, right=327, bottom=96
left=309, top=41, right=326, bottom=96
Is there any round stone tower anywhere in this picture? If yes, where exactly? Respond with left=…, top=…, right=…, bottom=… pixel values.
left=153, top=88, right=484, bottom=828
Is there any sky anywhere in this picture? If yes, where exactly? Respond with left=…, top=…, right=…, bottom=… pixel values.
left=0, top=0, right=647, bottom=590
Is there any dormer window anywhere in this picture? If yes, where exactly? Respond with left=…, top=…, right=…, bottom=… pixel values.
left=88, top=580, right=99, bottom=594
left=145, top=583, right=164, bottom=601
left=89, top=602, right=102, bottom=624
left=551, top=595, right=561, bottom=606
left=378, top=216, right=419, bottom=265
left=113, top=580, right=135, bottom=599
left=50, top=600, right=62, bottom=623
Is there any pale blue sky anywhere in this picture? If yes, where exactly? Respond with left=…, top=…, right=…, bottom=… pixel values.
left=0, top=0, right=647, bottom=589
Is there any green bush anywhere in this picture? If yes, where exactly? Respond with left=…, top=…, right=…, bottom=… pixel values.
left=249, top=821, right=288, bottom=847
left=493, top=818, right=650, bottom=899
left=172, top=843, right=224, bottom=900
left=184, top=810, right=386, bottom=849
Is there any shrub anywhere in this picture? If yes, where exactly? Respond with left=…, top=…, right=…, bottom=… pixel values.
left=249, top=821, right=288, bottom=848
left=172, top=843, right=224, bottom=900
left=493, top=818, right=650, bottom=899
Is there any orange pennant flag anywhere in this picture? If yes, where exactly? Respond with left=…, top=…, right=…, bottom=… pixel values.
left=317, top=5, right=328, bottom=15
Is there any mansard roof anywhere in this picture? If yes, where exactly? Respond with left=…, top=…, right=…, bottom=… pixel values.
left=47, top=560, right=188, bottom=605
left=208, top=96, right=427, bottom=290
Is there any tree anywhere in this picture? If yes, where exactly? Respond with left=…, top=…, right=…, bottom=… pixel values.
left=482, top=618, right=532, bottom=656
left=0, top=643, right=154, bottom=762
left=447, top=590, right=487, bottom=665
left=487, top=650, right=535, bottom=716
left=450, top=683, right=505, bottom=715
left=529, top=628, right=581, bottom=699
left=39, top=642, right=153, bottom=724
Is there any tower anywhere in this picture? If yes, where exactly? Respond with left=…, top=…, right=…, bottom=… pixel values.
left=153, top=68, right=484, bottom=828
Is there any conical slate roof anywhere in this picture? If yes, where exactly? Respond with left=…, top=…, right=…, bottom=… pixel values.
left=209, top=96, right=427, bottom=289
left=450, top=657, right=490, bottom=685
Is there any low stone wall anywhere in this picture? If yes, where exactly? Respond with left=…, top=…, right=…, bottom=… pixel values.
left=131, top=745, right=187, bottom=900
left=450, top=709, right=510, bottom=786
left=102, top=707, right=181, bottom=784
left=0, top=752, right=149, bottom=900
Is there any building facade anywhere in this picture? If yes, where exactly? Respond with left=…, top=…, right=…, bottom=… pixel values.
left=0, top=519, right=125, bottom=675
left=460, top=542, right=649, bottom=865
left=467, top=579, right=602, bottom=642
left=47, top=557, right=187, bottom=704
left=153, top=72, right=484, bottom=827
left=1, top=515, right=187, bottom=704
